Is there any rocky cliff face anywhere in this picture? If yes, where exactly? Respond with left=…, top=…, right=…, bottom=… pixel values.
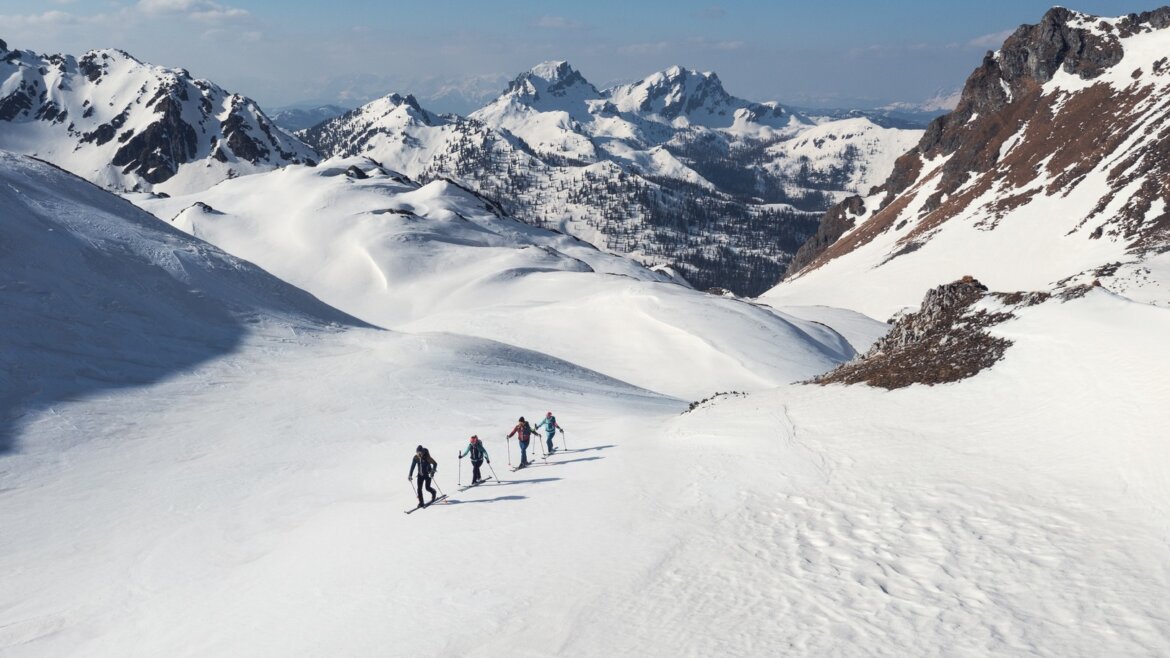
left=0, top=40, right=316, bottom=194
left=775, top=7, right=1170, bottom=314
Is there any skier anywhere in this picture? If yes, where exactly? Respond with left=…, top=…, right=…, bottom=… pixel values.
left=408, top=445, right=439, bottom=507
left=535, top=411, right=563, bottom=453
left=507, top=416, right=540, bottom=467
left=458, top=435, right=491, bottom=484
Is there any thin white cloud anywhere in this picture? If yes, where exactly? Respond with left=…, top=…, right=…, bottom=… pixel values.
left=533, top=15, right=584, bottom=30
left=0, top=10, right=83, bottom=27
left=137, top=0, right=249, bottom=22
left=617, top=41, right=671, bottom=56
left=967, top=29, right=1014, bottom=50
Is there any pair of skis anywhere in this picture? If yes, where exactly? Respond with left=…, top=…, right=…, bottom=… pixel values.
left=404, top=494, right=448, bottom=514
left=510, top=448, right=561, bottom=471
left=405, top=476, right=496, bottom=513
left=458, top=476, right=493, bottom=491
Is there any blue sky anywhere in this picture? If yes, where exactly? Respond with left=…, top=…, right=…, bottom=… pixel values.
left=1, top=1, right=1164, bottom=111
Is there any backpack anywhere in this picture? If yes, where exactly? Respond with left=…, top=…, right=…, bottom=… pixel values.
left=417, top=449, right=435, bottom=474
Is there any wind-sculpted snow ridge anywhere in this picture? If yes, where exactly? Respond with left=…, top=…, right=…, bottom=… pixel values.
left=0, top=150, right=359, bottom=452
left=133, top=156, right=861, bottom=399
left=299, top=62, right=922, bottom=296
left=0, top=39, right=316, bottom=195
left=768, top=7, right=1170, bottom=319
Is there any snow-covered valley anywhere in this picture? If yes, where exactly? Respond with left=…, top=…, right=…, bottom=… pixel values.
left=4, top=5, right=1170, bottom=657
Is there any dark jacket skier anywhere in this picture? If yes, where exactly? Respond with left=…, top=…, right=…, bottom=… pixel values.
left=507, top=417, right=540, bottom=466
left=458, top=435, right=491, bottom=484
left=408, top=445, right=438, bottom=506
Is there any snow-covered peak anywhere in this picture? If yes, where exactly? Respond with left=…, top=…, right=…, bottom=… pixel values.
left=605, top=66, right=736, bottom=123
left=492, top=60, right=601, bottom=113
left=356, top=93, right=435, bottom=124
left=528, top=60, right=576, bottom=82
left=0, top=40, right=316, bottom=195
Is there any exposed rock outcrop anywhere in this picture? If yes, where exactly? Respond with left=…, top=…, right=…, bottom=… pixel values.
left=812, top=277, right=1018, bottom=389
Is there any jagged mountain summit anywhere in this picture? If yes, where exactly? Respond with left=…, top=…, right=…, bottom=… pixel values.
left=301, top=61, right=920, bottom=295
left=767, top=6, right=1170, bottom=319
left=0, top=39, right=316, bottom=195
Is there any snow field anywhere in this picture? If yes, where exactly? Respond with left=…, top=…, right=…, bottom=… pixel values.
left=606, top=289, right=1170, bottom=656
left=5, top=288, right=1169, bottom=656
left=136, top=158, right=861, bottom=399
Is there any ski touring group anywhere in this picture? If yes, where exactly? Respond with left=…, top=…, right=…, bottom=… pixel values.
left=407, top=412, right=565, bottom=512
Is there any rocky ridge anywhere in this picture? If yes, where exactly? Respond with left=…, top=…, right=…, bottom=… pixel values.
left=786, top=7, right=1170, bottom=282
left=0, top=39, right=315, bottom=194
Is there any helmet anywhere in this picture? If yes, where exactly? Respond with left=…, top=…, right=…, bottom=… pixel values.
left=546, top=411, right=552, bottom=417
left=518, top=416, right=525, bottom=422
left=416, top=445, right=424, bottom=452
left=470, top=435, right=478, bottom=443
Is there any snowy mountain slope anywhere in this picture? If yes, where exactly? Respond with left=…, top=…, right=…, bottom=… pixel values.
left=641, top=287, right=1170, bottom=656
left=0, top=39, right=316, bottom=195
left=4, top=160, right=1168, bottom=655
left=0, top=147, right=689, bottom=654
left=133, top=157, right=860, bottom=398
left=765, top=117, right=923, bottom=197
left=0, top=150, right=357, bottom=452
left=301, top=63, right=923, bottom=295
left=766, top=7, right=1170, bottom=319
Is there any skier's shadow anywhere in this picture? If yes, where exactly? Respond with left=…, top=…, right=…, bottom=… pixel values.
left=560, top=444, right=615, bottom=453
left=543, top=456, right=604, bottom=465
left=446, top=495, right=528, bottom=505
left=489, top=477, right=561, bottom=485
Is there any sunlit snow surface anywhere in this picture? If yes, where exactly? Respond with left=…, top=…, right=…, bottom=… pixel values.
left=3, top=147, right=1170, bottom=657
left=132, top=157, right=858, bottom=399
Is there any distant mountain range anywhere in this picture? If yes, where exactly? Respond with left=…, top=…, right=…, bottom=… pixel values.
left=0, top=34, right=925, bottom=294
left=297, top=61, right=922, bottom=294
left=269, top=104, right=349, bottom=132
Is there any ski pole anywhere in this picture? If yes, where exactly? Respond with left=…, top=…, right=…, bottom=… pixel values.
left=562, top=429, right=568, bottom=450
left=458, top=451, right=462, bottom=487
left=506, top=435, right=512, bottom=466
left=487, top=460, right=499, bottom=483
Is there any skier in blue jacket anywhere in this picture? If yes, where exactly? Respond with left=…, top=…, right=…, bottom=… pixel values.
left=458, top=435, right=490, bottom=484
left=534, top=411, right=563, bottom=453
